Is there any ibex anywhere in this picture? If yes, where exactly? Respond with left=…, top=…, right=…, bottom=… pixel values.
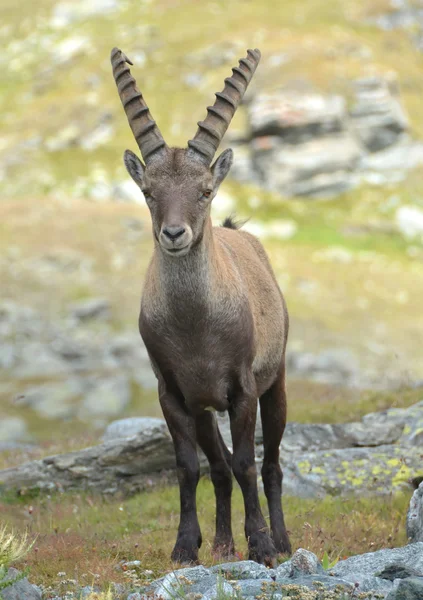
left=111, top=46, right=291, bottom=566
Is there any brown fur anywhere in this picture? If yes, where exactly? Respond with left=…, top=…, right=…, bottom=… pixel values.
left=112, top=49, right=291, bottom=566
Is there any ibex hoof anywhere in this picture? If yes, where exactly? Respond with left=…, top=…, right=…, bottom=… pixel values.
left=248, top=531, right=277, bottom=567
left=171, top=545, right=199, bottom=565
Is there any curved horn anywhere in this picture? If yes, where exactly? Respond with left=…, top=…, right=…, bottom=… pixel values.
left=111, top=47, right=167, bottom=163
left=188, top=48, right=261, bottom=164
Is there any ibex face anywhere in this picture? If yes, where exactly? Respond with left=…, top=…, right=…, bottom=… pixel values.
left=111, top=46, right=261, bottom=255
left=123, top=147, right=233, bottom=257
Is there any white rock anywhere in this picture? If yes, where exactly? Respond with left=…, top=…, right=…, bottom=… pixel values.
left=51, top=0, right=118, bottom=28
left=243, top=219, right=297, bottom=240
left=55, top=36, right=90, bottom=63
left=103, top=417, right=165, bottom=442
left=78, top=375, right=131, bottom=422
left=0, top=417, right=28, bottom=443
left=80, top=124, right=114, bottom=151
left=396, top=205, right=423, bottom=239
left=113, top=180, right=143, bottom=204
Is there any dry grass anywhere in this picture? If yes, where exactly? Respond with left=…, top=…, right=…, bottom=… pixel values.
left=0, top=479, right=410, bottom=590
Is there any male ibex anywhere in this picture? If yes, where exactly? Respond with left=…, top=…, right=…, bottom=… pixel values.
left=111, top=47, right=291, bottom=566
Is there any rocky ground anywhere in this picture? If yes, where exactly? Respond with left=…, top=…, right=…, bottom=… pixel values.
left=4, top=542, right=423, bottom=599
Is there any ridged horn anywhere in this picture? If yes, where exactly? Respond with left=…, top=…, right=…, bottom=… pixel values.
left=188, top=48, right=261, bottom=164
left=111, top=47, right=167, bottom=163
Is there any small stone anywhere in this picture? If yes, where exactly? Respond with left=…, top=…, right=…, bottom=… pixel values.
left=290, top=548, right=322, bottom=576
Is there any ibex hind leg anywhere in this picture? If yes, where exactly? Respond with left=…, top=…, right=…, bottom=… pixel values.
left=195, top=411, right=235, bottom=559
left=259, top=363, right=292, bottom=555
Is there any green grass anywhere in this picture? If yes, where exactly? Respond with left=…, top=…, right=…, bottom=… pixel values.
left=1, top=478, right=410, bottom=590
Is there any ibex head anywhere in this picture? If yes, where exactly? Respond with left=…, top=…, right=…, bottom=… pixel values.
left=111, top=47, right=261, bottom=257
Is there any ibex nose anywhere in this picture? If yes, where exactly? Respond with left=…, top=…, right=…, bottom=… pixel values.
left=162, top=226, right=186, bottom=241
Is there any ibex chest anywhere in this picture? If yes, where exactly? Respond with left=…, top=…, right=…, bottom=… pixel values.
left=139, top=292, right=255, bottom=408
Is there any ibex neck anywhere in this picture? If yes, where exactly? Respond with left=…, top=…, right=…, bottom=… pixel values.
left=155, top=220, right=218, bottom=305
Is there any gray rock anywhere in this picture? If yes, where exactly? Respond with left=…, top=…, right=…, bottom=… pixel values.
left=210, top=560, right=275, bottom=580
left=287, top=348, right=359, bottom=385
left=364, top=401, right=423, bottom=446
left=16, top=380, right=82, bottom=419
left=289, top=548, right=322, bottom=576
left=232, top=579, right=276, bottom=598
left=14, top=341, right=68, bottom=378
left=407, top=482, right=423, bottom=543
left=127, top=593, right=142, bottom=600
left=385, top=577, right=423, bottom=600
left=334, top=572, right=393, bottom=594
left=79, top=586, right=100, bottom=598
left=1, top=568, right=41, bottom=600
left=350, top=76, right=408, bottom=152
left=0, top=417, right=28, bottom=443
left=201, top=580, right=234, bottom=600
left=251, top=135, right=360, bottom=198
left=78, top=375, right=131, bottom=422
left=0, top=423, right=175, bottom=496
left=279, top=574, right=354, bottom=592
left=154, top=566, right=214, bottom=600
left=330, top=543, right=423, bottom=579
left=249, top=92, right=346, bottom=140
left=275, top=560, right=291, bottom=580
left=282, top=444, right=423, bottom=498
left=69, top=298, right=111, bottom=321
left=103, top=417, right=165, bottom=443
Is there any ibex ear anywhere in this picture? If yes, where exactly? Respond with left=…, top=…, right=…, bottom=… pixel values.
left=124, top=149, right=145, bottom=187
left=211, top=148, right=233, bottom=188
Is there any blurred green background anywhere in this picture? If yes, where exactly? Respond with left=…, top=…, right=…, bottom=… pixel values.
left=1, top=0, right=423, bottom=451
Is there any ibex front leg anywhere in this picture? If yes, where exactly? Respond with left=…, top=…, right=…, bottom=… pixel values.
left=159, top=381, right=201, bottom=564
left=229, top=375, right=277, bottom=566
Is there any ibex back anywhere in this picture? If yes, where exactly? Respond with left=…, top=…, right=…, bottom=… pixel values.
left=111, top=47, right=291, bottom=566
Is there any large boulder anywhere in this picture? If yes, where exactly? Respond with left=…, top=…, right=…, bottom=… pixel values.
left=248, top=92, right=346, bottom=141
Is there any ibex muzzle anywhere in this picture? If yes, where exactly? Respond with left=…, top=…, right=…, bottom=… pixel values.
left=111, top=47, right=292, bottom=566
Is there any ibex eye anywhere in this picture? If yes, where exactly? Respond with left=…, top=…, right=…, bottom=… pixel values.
left=202, top=190, right=212, bottom=199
